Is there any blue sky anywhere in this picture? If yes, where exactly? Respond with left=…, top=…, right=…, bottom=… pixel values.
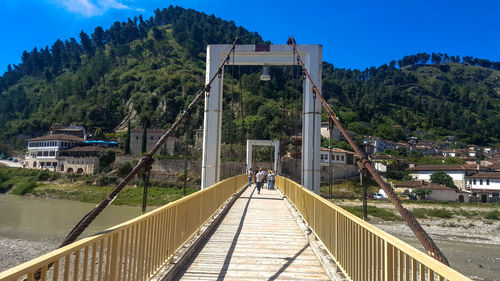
left=1, top=0, right=500, bottom=73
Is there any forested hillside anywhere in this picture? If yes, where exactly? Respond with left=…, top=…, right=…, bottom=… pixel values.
left=323, top=61, right=500, bottom=145
left=0, top=5, right=499, bottom=152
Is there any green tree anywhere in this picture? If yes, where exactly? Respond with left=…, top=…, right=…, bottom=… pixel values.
left=99, top=150, right=116, bottom=173
left=125, top=121, right=131, bottom=154
left=430, top=171, right=458, bottom=189
left=411, top=188, right=432, bottom=200
left=141, top=127, right=147, bottom=154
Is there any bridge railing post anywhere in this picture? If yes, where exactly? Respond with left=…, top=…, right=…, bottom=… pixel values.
left=384, top=241, right=394, bottom=281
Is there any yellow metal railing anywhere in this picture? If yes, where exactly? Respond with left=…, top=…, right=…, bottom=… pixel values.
left=0, top=174, right=247, bottom=281
left=276, top=176, right=471, bottom=281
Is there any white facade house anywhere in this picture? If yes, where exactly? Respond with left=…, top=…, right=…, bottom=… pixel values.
left=319, top=147, right=359, bottom=181
left=407, top=165, right=473, bottom=190
left=25, top=134, right=84, bottom=171
left=466, top=172, right=500, bottom=203
left=24, top=134, right=102, bottom=174
left=395, top=180, right=470, bottom=202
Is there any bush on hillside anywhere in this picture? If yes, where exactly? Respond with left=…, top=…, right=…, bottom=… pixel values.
left=12, top=182, right=37, bottom=195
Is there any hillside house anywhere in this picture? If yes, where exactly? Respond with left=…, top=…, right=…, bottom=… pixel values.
left=319, top=147, right=359, bottom=181
left=395, top=180, right=469, bottom=202
left=407, top=165, right=478, bottom=190
left=130, top=129, right=180, bottom=155
left=466, top=172, right=500, bottom=203
left=24, top=134, right=101, bottom=174
left=369, top=154, right=392, bottom=173
left=320, top=122, right=355, bottom=141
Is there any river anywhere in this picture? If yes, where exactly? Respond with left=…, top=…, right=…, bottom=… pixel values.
left=0, top=194, right=155, bottom=271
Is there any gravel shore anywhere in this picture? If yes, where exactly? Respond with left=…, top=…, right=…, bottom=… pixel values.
left=0, top=237, right=58, bottom=272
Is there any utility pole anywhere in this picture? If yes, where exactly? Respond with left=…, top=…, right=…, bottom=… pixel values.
left=360, top=168, right=368, bottom=221
left=328, top=117, right=333, bottom=198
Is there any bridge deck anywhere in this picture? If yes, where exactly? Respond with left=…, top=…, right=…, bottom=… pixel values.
left=174, top=185, right=330, bottom=281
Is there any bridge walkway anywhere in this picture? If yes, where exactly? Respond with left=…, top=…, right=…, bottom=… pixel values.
left=174, top=185, right=330, bottom=280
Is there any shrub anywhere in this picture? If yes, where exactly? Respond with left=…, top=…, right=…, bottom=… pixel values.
left=96, top=175, right=118, bottom=186
left=410, top=208, right=428, bottom=218
left=412, top=208, right=453, bottom=218
left=117, top=162, right=133, bottom=177
left=36, top=170, right=51, bottom=181
left=428, top=208, right=453, bottom=218
left=12, top=182, right=37, bottom=195
left=484, top=210, right=500, bottom=220
left=341, top=206, right=401, bottom=221
left=176, top=173, right=186, bottom=183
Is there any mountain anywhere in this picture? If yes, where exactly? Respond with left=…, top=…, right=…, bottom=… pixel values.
left=0, top=6, right=499, bottom=152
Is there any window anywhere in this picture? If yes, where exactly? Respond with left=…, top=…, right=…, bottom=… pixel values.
left=151, top=136, right=153, bottom=140
left=469, top=180, right=472, bottom=185
left=480, top=179, right=483, bottom=185
left=492, top=193, right=499, bottom=198
left=473, top=179, right=476, bottom=185
left=341, top=155, right=345, bottom=162
left=486, top=179, right=490, bottom=185
left=336, top=155, right=339, bottom=161
left=136, top=136, right=139, bottom=140
left=472, top=192, right=477, bottom=196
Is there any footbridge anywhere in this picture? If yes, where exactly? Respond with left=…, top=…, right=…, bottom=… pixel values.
left=0, top=175, right=470, bottom=281
left=0, top=37, right=473, bottom=280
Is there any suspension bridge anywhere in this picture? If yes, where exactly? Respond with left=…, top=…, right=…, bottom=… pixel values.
left=0, top=38, right=472, bottom=281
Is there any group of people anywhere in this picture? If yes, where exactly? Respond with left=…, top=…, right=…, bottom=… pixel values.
left=248, top=167, right=276, bottom=194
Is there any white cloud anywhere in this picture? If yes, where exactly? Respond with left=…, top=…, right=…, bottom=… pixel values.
left=51, top=0, right=143, bottom=17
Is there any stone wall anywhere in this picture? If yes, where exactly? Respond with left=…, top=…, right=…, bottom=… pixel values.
left=115, top=156, right=268, bottom=182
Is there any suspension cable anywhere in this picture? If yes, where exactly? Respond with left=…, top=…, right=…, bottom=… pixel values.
left=58, top=37, right=240, bottom=248
left=289, top=36, right=449, bottom=265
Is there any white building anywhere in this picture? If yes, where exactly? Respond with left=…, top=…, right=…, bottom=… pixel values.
left=24, top=134, right=101, bottom=174
left=466, top=172, right=500, bottom=203
left=319, top=147, right=359, bottom=181
left=369, top=155, right=392, bottom=173
left=320, top=122, right=355, bottom=141
left=395, top=180, right=469, bottom=202
left=407, top=165, right=475, bottom=190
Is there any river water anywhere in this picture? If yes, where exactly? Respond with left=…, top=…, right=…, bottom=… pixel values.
left=0, top=194, right=157, bottom=271
left=0, top=194, right=151, bottom=242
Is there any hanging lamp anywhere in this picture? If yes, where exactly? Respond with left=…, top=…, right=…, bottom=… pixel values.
left=260, top=66, right=271, bottom=81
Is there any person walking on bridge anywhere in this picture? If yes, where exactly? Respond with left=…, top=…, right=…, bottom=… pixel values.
left=248, top=168, right=253, bottom=186
left=255, top=169, right=265, bottom=194
left=267, top=170, right=275, bottom=190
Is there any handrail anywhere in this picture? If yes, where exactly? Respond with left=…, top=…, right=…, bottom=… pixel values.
left=276, top=175, right=472, bottom=281
left=0, top=174, right=247, bottom=281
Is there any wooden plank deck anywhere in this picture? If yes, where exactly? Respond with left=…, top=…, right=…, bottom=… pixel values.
left=174, top=185, right=330, bottom=281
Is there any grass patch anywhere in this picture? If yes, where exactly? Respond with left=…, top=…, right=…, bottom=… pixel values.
left=410, top=208, right=453, bottom=219
left=33, top=183, right=199, bottom=206
left=321, top=179, right=379, bottom=198
left=484, top=210, right=500, bottom=220
left=438, top=222, right=458, bottom=227
left=341, top=205, right=401, bottom=221
left=12, top=182, right=37, bottom=195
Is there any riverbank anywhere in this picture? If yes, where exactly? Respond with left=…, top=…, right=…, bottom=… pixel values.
left=333, top=198, right=500, bottom=244
left=332, top=198, right=500, bottom=280
left=0, top=237, right=57, bottom=271
left=0, top=166, right=198, bottom=206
